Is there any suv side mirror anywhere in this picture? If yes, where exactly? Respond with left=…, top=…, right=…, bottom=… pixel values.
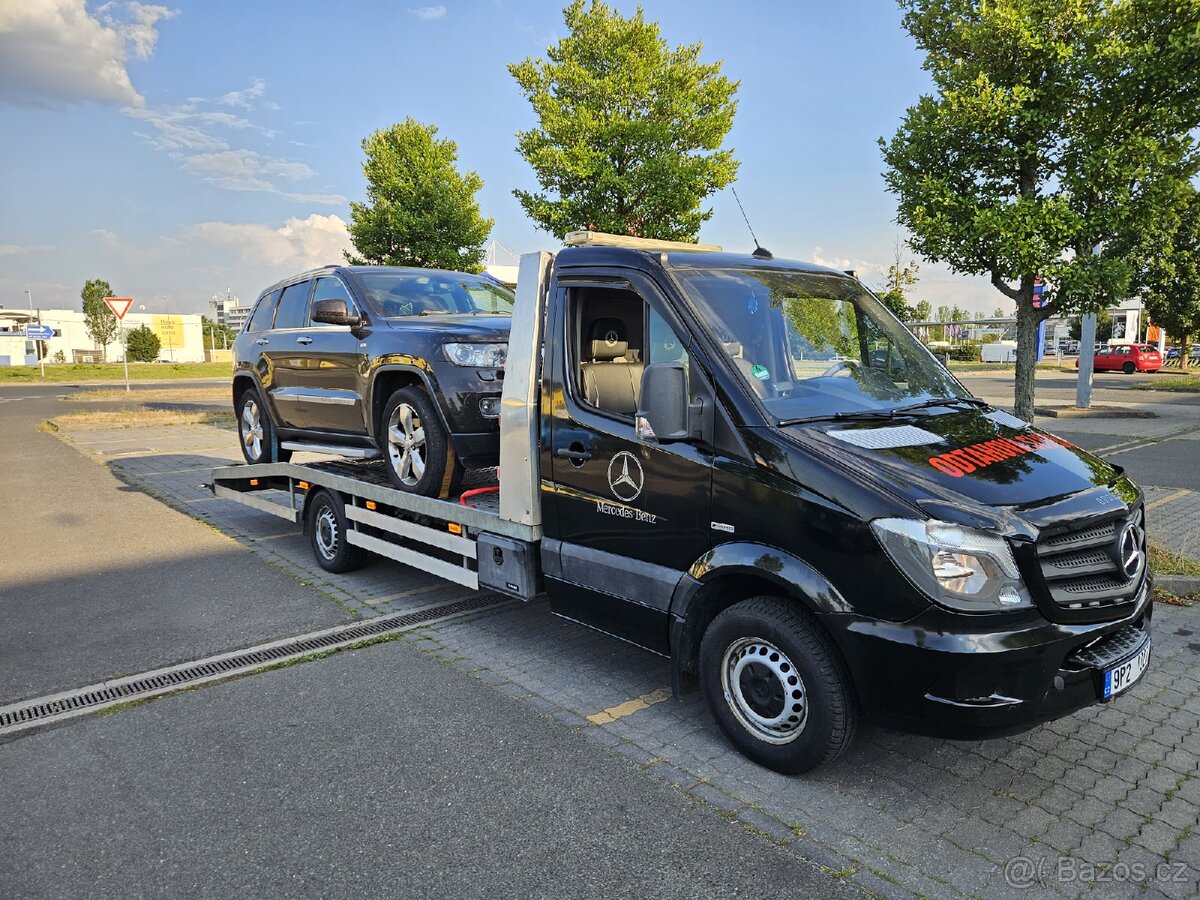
left=313, top=298, right=362, bottom=327
left=636, top=363, right=689, bottom=443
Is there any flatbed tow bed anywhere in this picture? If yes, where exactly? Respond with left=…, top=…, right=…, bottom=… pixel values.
left=211, top=459, right=539, bottom=596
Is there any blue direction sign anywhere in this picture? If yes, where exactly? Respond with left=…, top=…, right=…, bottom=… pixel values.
left=24, top=324, right=53, bottom=340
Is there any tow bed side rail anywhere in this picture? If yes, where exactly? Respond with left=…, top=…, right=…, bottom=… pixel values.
left=209, top=460, right=542, bottom=599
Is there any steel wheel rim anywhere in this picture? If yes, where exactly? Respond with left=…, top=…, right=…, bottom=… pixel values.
left=241, top=398, right=263, bottom=459
left=386, top=402, right=426, bottom=487
left=721, top=636, right=807, bottom=744
left=314, top=506, right=338, bottom=559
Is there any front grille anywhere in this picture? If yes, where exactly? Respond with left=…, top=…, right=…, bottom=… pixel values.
left=1036, top=505, right=1146, bottom=611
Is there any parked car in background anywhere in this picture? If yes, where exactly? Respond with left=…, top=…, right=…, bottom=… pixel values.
left=232, top=266, right=514, bottom=495
left=1076, top=343, right=1162, bottom=374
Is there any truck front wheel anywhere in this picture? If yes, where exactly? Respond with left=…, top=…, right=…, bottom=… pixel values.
left=699, top=596, right=858, bottom=774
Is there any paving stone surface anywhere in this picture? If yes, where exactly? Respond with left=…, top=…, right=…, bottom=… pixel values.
left=55, top=421, right=1200, bottom=898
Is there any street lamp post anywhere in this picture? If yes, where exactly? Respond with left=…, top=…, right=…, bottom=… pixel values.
left=25, top=290, right=44, bottom=381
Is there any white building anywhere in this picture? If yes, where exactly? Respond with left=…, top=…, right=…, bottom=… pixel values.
left=211, top=292, right=251, bottom=332
left=0, top=308, right=205, bottom=366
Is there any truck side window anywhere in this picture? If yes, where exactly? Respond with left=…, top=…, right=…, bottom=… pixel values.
left=567, top=286, right=687, bottom=420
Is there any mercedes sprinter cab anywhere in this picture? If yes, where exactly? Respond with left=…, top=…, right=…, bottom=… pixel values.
left=216, top=232, right=1153, bottom=774
left=537, top=233, right=1151, bottom=773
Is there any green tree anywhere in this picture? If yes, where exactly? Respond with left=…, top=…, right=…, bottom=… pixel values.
left=881, top=0, right=1200, bottom=419
left=125, top=325, right=161, bottom=362
left=877, top=239, right=921, bottom=322
left=912, top=299, right=932, bottom=322
left=509, top=0, right=739, bottom=241
left=1138, top=186, right=1200, bottom=370
left=345, top=119, right=493, bottom=271
left=201, top=315, right=237, bottom=350
left=991, top=307, right=1007, bottom=319
left=81, top=278, right=119, bottom=357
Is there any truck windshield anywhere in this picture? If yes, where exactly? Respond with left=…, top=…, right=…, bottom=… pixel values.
left=357, top=272, right=515, bottom=317
left=674, top=267, right=970, bottom=422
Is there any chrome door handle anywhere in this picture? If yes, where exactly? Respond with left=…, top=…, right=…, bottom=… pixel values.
left=555, top=448, right=592, bottom=461
left=254, top=338, right=270, bottom=346
left=296, top=336, right=313, bottom=345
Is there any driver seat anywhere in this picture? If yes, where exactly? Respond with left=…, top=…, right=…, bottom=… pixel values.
left=581, top=318, right=643, bottom=415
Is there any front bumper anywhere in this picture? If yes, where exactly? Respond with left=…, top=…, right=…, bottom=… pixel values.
left=826, top=580, right=1154, bottom=740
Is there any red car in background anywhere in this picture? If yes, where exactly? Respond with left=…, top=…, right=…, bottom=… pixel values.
left=1076, top=343, right=1162, bottom=374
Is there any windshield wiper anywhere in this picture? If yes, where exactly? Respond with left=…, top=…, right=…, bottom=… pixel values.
left=888, top=396, right=989, bottom=415
left=780, top=396, right=987, bottom=426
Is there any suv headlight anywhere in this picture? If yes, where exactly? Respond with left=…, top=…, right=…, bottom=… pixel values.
left=871, top=518, right=1033, bottom=613
left=443, top=342, right=507, bottom=368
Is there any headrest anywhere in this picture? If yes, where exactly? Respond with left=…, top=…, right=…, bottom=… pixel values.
left=722, top=340, right=744, bottom=357
left=588, top=318, right=628, bottom=361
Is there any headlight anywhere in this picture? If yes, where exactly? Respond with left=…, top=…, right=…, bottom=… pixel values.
left=871, top=518, right=1033, bottom=613
left=443, top=342, right=507, bottom=368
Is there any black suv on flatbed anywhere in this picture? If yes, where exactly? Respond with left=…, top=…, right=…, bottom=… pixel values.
left=232, top=265, right=514, bottom=495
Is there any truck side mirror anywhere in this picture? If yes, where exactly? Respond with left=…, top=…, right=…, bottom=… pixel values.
left=312, top=298, right=362, bottom=327
left=636, top=363, right=689, bottom=443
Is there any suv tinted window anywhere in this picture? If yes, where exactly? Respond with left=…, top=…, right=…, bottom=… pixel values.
left=274, top=280, right=313, bottom=330
left=310, top=276, right=358, bottom=324
left=246, top=290, right=280, bottom=333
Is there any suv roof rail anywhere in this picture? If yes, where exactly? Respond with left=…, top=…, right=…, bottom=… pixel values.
left=563, top=230, right=721, bottom=253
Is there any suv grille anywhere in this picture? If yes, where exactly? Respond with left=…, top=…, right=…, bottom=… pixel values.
left=1036, top=505, right=1146, bottom=611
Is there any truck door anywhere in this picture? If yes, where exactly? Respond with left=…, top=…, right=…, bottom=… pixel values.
left=544, top=274, right=713, bottom=654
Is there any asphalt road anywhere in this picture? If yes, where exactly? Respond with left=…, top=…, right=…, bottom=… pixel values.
left=0, top=381, right=351, bottom=703
left=0, top=381, right=849, bottom=899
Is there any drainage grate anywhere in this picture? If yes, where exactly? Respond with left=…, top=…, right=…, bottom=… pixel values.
left=0, top=593, right=510, bottom=736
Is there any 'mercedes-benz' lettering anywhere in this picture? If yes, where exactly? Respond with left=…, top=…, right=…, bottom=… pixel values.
left=596, top=499, right=656, bottom=524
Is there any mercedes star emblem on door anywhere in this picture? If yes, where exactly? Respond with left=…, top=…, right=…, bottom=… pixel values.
left=607, top=450, right=644, bottom=502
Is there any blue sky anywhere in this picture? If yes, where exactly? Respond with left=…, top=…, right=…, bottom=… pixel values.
left=0, top=0, right=1001, bottom=317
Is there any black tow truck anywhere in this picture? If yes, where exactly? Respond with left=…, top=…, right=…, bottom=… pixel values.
left=214, top=231, right=1153, bottom=773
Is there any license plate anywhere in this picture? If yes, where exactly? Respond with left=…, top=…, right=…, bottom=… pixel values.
left=1103, top=640, right=1151, bottom=699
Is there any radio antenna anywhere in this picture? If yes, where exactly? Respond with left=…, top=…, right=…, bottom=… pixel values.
left=731, top=186, right=772, bottom=260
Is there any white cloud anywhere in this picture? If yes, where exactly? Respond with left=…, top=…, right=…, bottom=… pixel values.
left=188, top=214, right=351, bottom=269
left=0, top=244, right=54, bottom=257
left=409, top=5, right=447, bottom=20
left=113, top=2, right=174, bottom=59
left=182, top=149, right=316, bottom=192
left=220, top=78, right=277, bottom=110
left=810, top=246, right=884, bottom=282
left=0, top=0, right=174, bottom=108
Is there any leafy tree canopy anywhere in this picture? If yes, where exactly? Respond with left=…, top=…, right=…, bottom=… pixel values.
left=81, top=278, right=119, bottom=350
left=1138, top=185, right=1200, bottom=368
left=881, top=0, right=1200, bottom=418
left=509, top=0, right=739, bottom=241
left=346, top=119, right=493, bottom=272
left=125, top=325, right=161, bottom=363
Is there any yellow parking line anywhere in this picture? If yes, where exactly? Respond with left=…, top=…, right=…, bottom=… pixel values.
left=586, top=687, right=672, bottom=725
left=1146, top=489, right=1193, bottom=511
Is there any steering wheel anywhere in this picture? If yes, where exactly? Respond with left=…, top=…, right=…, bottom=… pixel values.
left=820, top=359, right=857, bottom=377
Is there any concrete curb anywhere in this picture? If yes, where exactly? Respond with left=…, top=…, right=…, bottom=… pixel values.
left=1155, top=574, right=1200, bottom=597
left=1033, top=405, right=1158, bottom=418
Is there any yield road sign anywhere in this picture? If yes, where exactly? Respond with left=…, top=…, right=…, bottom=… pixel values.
left=24, top=324, right=54, bottom=340
left=104, top=297, right=133, bottom=320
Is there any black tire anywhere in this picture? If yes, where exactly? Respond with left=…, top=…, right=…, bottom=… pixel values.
left=237, top=387, right=291, bottom=465
left=1122, top=361, right=1136, bottom=374
left=380, top=387, right=453, bottom=497
left=306, top=490, right=368, bottom=573
left=699, top=596, right=858, bottom=774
